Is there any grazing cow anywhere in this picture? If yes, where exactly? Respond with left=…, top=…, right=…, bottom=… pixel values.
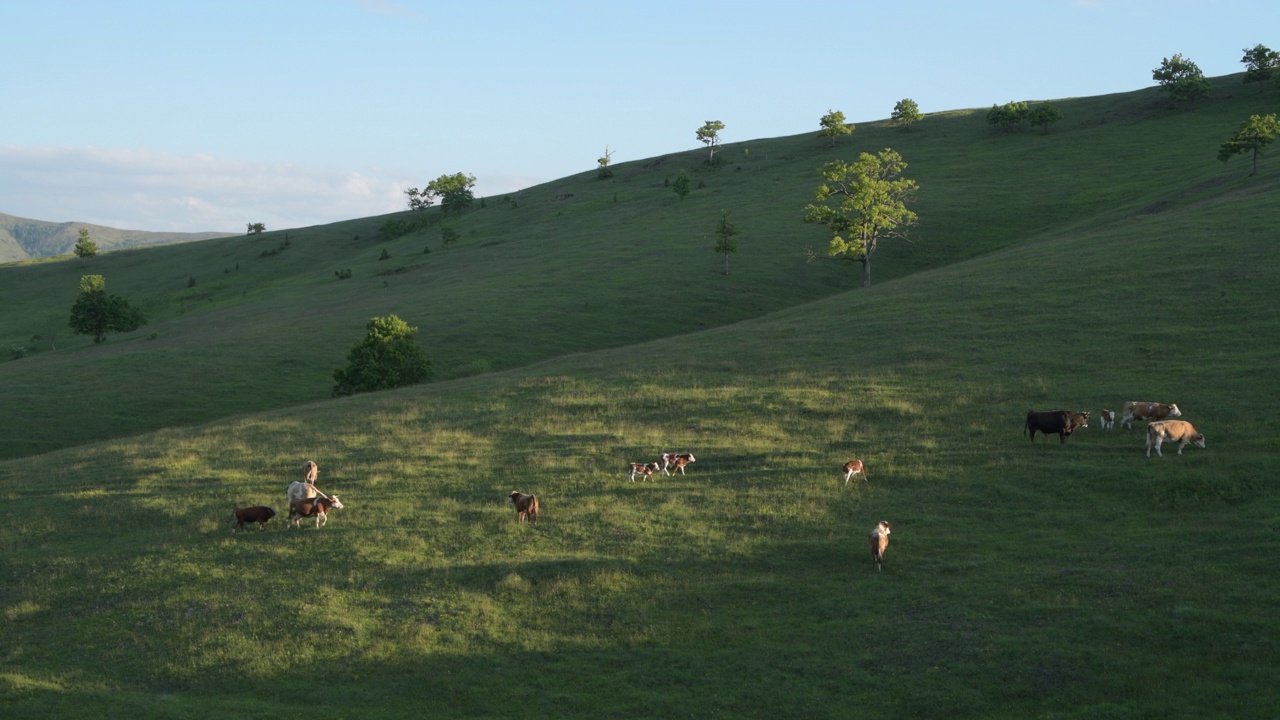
left=1099, top=409, right=1115, bottom=430
left=288, top=495, right=344, bottom=529
left=869, top=521, right=892, bottom=572
left=842, top=459, right=866, bottom=484
left=628, top=462, right=660, bottom=482
left=231, top=505, right=277, bottom=532
left=1121, top=401, right=1182, bottom=430
left=1145, top=420, right=1206, bottom=458
left=661, top=452, right=696, bottom=475
left=509, top=491, right=540, bottom=523
left=1025, top=410, right=1090, bottom=444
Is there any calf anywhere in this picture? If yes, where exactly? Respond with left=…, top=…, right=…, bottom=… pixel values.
left=231, top=505, right=276, bottom=532
left=1145, top=420, right=1206, bottom=458
left=842, top=459, right=866, bottom=485
left=1025, top=410, right=1090, bottom=444
left=661, top=452, right=696, bottom=475
left=869, top=521, right=892, bottom=572
left=509, top=491, right=540, bottom=522
left=1099, top=409, right=1115, bottom=430
left=302, top=460, right=319, bottom=483
left=628, top=462, right=660, bottom=482
left=1121, top=401, right=1181, bottom=430
left=288, top=495, right=344, bottom=529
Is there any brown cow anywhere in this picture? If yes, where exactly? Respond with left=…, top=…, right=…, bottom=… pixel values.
left=1121, top=401, right=1181, bottom=430
left=842, top=460, right=866, bottom=485
left=231, top=505, right=277, bottom=532
left=288, top=495, right=344, bottom=529
left=628, top=462, right=660, bottom=482
left=1025, top=410, right=1090, bottom=444
left=509, top=491, right=540, bottom=522
left=1145, top=420, right=1206, bottom=458
left=661, top=452, right=696, bottom=476
left=869, top=521, right=891, bottom=572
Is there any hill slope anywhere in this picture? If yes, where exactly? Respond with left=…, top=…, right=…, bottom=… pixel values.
left=0, top=211, right=234, bottom=262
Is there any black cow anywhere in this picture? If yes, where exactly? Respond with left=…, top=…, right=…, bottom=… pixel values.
left=1025, top=410, right=1090, bottom=444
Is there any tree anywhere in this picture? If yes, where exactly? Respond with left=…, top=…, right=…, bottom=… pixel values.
left=404, top=187, right=434, bottom=211
left=597, top=146, right=615, bottom=180
left=818, top=110, right=853, bottom=147
left=1152, top=54, right=1210, bottom=107
left=891, top=98, right=922, bottom=132
left=1027, top=103, right=1064, bottom=134
left=802, top=149, right=918, bottom=288
left=72, top=228, right=97, bottom=258
left=695, top=120, right=725, bottom=163
left=427, top=172, right=477, bottom=216
left=441, top=225, right=460, bottom=246
left=986, top=101, right=1028, bottom=132
left=332, top=314, right=433, bottom=397
left=1218, top=113, right=1280, bottom=175
left=1242, top=43, right=1280, bottom=92
left=246, top=223, right=266, bottom=235
left=68, top=274, right=147, bottom=344
left=713, top=210, right=738, bottom=275
left=672, top=169, right=692, bottom=201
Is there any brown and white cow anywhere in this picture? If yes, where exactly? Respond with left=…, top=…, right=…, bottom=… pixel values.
left=509, top=491, right=540, bottom=522
left=869, top=521, right=891, bottom=572
left=1025, top=410, right=1090, bottom=444
left=231, top=505, right=277, bottom=532
left=1121, top=401, right=1182, bottom=430
left=1145, top=420, right=1206, bottom=458
left=1099, top=409, right=1115, bottom=430
left=662, top=452, right=696, bottom=476
left=842, top=459, right=866, bottom=485
left=288, top=495, right=344, bottom=528
left=628, top=462, right=660, bottom=482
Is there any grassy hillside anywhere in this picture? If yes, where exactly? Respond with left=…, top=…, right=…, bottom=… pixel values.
left=1, top=74, right=1278, bottom=718
left=0, top=212, right=233, bottom=263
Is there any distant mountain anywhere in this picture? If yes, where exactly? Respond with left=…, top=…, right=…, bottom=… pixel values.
left=0, top=212, right=235, bottom=262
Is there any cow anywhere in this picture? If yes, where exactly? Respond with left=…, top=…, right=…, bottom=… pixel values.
left=231, top=505, right=277, bottom=532
left=1099, top=409, right=1115, bottom=430
left=302, top=460, right=319, bottom=483
left=287, top=480, right=330, bottom=506
left=509, top=491, right=540, bottom=523
left=661, top=452, right=696, bottom=475
left=1025, top=410, right=1090, bottom=444
left=869, top=521, right=891, bottom=572
left=842, top=459, right=866, bottom=485
left=288, top=495, right=344, bottom=529
left=628, top=462, right=660, bottom=482
left=1121, top=401, right=1182, bottom=430
left=1145, top=420, right=1206, bottom=458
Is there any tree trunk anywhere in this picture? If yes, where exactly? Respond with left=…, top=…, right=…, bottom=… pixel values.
left=724, top=254, right=730, bottom=275
left=861, top=257, right=872, bottom=288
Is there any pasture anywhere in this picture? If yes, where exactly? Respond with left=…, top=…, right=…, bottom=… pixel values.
left=1, top=74, right=1279, bottom=718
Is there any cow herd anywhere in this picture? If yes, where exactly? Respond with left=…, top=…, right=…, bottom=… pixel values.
left=1025, top=400, right=1206, bottom=458
left=230, top=460, right=345, bottom=532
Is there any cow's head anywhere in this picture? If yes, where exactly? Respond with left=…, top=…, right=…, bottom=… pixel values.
left=1069, top=411, right=1090, bottom=429
left=1190, top=434, right=1206, bottom=449
left=1168, top=404, right=1183, bottom=418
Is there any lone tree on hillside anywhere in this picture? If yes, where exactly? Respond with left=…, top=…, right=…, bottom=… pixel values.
left=1218, top=113, right=1280, bottom=176
left=803, top=149, right=918, bottom=289
left=73, top=228, right=97, bottom=258
left=332, top=314, right=433, bottom=397
left=427, top=172, right=477, bottom=216
left=68, top=274, right=147, bottom=343
left=986, top=101, right=1029, bottom=132
left=818, top=110, right=853, bottom=147
left=1152, top=53, right=1210, bottom=107
left=891, top=98, right=922, bottom=131
left=1241, top=43, right=1280, bottom=92
left=672, top=169, right=692, bottom=201
left=695, top=120, right=725, bottom=164
left=246, top=223, right=266, bottom=235
left=597, top=146, right=615, bottom=180
left=1028, top=103, right=1064, bottom=134
left=713, top=209, right=738, bottom=275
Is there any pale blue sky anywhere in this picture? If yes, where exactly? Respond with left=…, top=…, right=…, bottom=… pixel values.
left=2, top=0, right=1275, bottom=232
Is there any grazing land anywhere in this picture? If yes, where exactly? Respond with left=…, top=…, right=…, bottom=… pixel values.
left=1, top=74, right=1277, bottom=718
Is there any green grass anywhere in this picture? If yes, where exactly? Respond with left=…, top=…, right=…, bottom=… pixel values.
left=1, top=74, right=1278, bottom=718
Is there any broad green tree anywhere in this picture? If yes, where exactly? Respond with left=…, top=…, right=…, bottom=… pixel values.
left=68, top=274, right=147, bottom=343
left=1218, top=113, right=1280, bottom=175
left=426, top=172, right=477, bottom=216
left=818, top=110, right=853, bottom=147
left=672, top=169, right=692, bottom=201
left=72, top=228, right=97, bottom=258
left=1028, top=103, right=1063, bottom=134
left=1241, top=43, right=1279, bottom=92
left=332, top=314, right=433, bottom=397
left=891, top=98, right=922, bottom=131
left=714, top=209, right=738, bottom=275
left=1153, top=53, right=1211, bottom=106
left=986, top=101, right=1028, bottom=132
left=404, top=187, right=434, bottom=211
left=695, top=120, right=725, bottom=163
left=246, top=222, right=266, bottom=235
left=803, top=149, right=918, bottom=289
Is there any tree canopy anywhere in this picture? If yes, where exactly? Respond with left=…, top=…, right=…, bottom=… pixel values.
left=986, top=101, right=1029, bottom=132
left=695, top=120, right=725, bottom=163
left=803, top=149, right=918, bottom=288
left=1152, top=53, right=1211, bottom=106
left=714, top=209, right=738, bottom=275
left=891, top=99, right=922, bottom=131
left=332, top=314, right=433, bottom=397
left=672, top=169, right=691, bottom=201
left=818, top=110, right=852, bottom=147
left=1027, top=103, right=1064, bottom=134
left=246, top=223, right=266, bottom=235
left=73, top=228, right=97, bottom=258
left=1218, top=113, right=1280, bottom=175
left=1241, top=44, right=1279, bottom=92
left=68, top=274, right=147, bottom=344
left=427, top=172, right=477, bottom=216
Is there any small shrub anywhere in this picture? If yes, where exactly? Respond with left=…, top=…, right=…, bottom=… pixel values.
left=379, top=249, right=391, bottom=261
left=335, top=268, right=353, bottom=280
left=10, top=346, right=28, bottom=361
left=187, top=275, right=196, bottom=288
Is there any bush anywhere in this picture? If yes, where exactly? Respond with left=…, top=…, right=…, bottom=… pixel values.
left=332, top=314, right=433, bottom=397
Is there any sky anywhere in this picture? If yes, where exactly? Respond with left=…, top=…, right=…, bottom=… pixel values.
left=2, top=0, right=1276, bottom=233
